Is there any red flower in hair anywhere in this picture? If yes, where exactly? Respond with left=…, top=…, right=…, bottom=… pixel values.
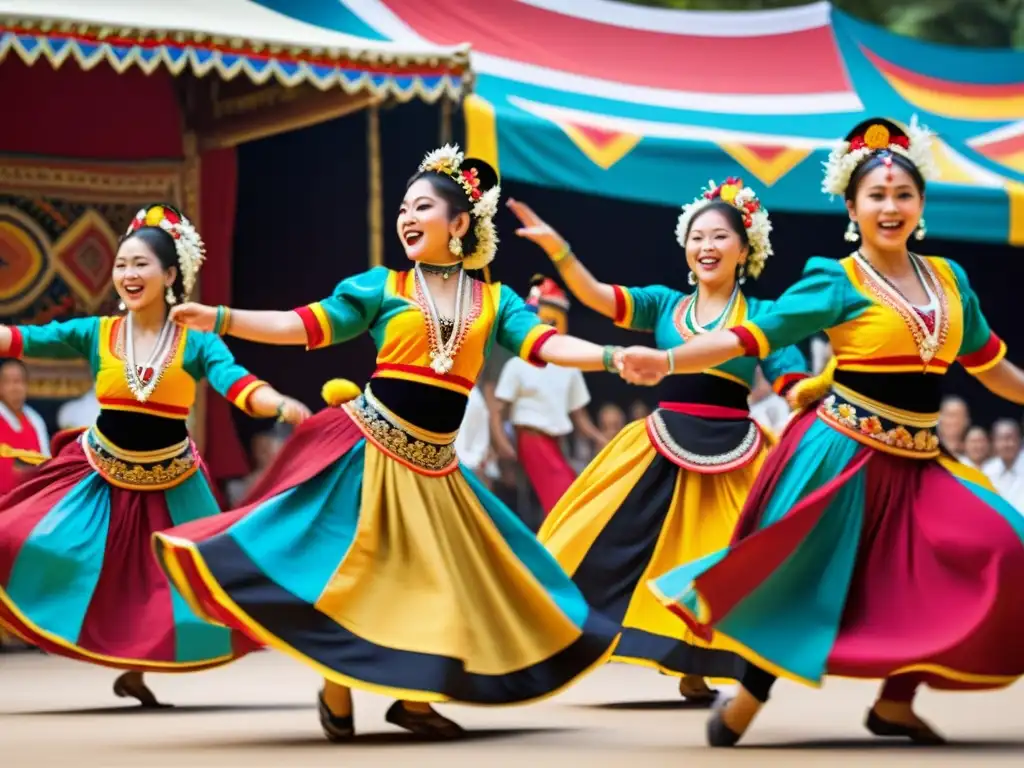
left=163, top=209, right=181, bottom=225
left=461, top=168, right=482, bottom=200
left=849, top=136, right=866, bottom=150
left=890, top=135, right=910, bottom=149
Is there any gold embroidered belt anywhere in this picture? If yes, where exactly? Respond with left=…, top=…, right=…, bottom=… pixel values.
left=818, top=382, right=940, bottom=459
left=82, top=427, right=199, bottom=490
left=646, top=406, right=763, bottom=474
left=344, top=386, right=458, bottom=476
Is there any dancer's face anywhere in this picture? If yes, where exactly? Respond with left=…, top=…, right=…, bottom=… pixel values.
left=397, top=178, right=470, bottom=265
left=536, top=305, right=567, bottom=334
left=112, top=237, right=176, bottom=313
left=684, top=208, right=748, bottom=293
left=847, top=164, right=924, bottom=252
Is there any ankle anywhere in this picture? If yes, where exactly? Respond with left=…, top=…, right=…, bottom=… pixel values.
left=322, top=682, right=353, bottom=718
left=721, top=688, right=763, bottom=734
left=401, top=700, right=434, bottom=714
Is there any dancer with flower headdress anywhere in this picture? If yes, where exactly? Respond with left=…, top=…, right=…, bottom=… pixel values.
left=624, top=117, right=1024, bottom=746
left=0, top=204, right=309, bottom=706
left=152, top=146, right=624, bottom=741
left=506, top=180, right=808, bottom=703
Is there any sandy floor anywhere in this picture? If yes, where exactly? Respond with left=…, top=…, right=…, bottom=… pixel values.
left=2, top=650, right=1022, bottom=767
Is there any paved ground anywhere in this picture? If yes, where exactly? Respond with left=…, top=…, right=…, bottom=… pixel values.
left=3, top=650, right=1022, bottom=767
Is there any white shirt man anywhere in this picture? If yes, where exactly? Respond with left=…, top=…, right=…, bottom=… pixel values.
left=982, top=419, right=1024, bottom=513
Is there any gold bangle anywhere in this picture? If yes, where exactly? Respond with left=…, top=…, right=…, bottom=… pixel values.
left=666, top=348, right=675, bottom=374
left=551, top=242, right=573, bottom=265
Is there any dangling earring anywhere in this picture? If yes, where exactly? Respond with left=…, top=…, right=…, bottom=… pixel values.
left=165, top=286, right=177, bottom=305
left=737, top=265, right=747, bottom=285
left=448, top=235, right=463, bottom=257
left=118, top=300, right=126, bottom=312
left=687, top=270, right=697, bottom=287
left=844, top=221, right=860, bottom=243
left=915, top=218, right=926, bottom=241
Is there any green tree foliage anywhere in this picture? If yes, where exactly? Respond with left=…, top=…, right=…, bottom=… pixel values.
left=621, top=0, right=1024, bottom=49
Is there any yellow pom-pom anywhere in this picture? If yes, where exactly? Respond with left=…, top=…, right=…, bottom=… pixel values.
left=321, top=379, right=361, bottom=407
left=144, top=206, right=165, bottom=226
left=787, top=356, right=837, bottom=412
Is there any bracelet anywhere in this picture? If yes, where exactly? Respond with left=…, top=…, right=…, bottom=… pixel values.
left=602, top=345, right=618, bottom=373
left=213, top=305, right=231, bottom=336
left=551, top=242, right=573, bottom=265
left=666, top=348, right=675, bottom=374
left=275, top=400, right=286, bottom=422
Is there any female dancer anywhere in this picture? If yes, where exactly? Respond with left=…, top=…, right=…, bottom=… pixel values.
left=0, top=204, right=309, bottom=706
left=152, top=145, right=623, bottom=741
left=628, top=117, right=1024, bottom=745
left=506, top=181, right=808, bottom=704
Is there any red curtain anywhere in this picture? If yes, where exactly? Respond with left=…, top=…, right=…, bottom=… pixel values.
left=199, top=147, right=249, bottom=482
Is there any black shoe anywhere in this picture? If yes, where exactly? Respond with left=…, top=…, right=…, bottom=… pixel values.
left=706, top=697, right=743, bottom=747
left=112, top=672, right=171, bottom=709
left=317, top=693, right=355, bottom=742
left=865, top=708, right=945, bottom=745
left=385, top=701, right=464, bottom=739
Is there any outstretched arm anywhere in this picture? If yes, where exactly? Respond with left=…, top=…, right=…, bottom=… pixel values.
left=506, top=199, right=616, bottom=318
left=620, top=331, right=744, bottom=383
left=538, top=334, right=621, bottom=372
left=975, top=360, right=1024, bottom=405
left=170, top=304, right=307, bottom=346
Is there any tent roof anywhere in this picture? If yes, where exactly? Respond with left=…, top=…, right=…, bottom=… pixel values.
left=0, top=0, right=470, bottom=101
left=330, top=0, right=1023, bottom=244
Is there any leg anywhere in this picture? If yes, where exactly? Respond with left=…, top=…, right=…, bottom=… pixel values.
left=865, top=674, right=944, bottom=744
left=318, top=679, right=354, bottom=742
left=385, top=700, right=465, bottom=739
left=706, top=663, right=776, bottom=747
left=112, top=671, right=170, bottom=708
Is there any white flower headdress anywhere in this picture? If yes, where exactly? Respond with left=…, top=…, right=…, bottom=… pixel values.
left=125, top=204, right=205, bottom=301
left=418, top=144, right=500, bottom=270
left=821, top=115, right=937, bottom=198
left=675, top=177, right=773, bottom=280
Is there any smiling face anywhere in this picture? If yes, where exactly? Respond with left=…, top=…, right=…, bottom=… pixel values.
left=112, top=236, right=176, bottom=313
left=847, top=163, right=924, bottom=252
left=397, top=177, right=470, bottom=265
left=684, top=206, right=748, bottom=292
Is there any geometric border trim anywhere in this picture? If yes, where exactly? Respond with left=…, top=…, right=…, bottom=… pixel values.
left=0, top=21, right=468, bottom=104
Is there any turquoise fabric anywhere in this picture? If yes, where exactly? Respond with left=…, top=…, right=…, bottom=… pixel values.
left=226, top=441, right=367, bottom=605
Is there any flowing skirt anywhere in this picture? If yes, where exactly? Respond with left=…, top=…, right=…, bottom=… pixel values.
left=539, top=417, right=766, bottom=681
left=0, top=431, right=256, bottom=671
left=153, top=408, right=619, bottom=704
left=649, top=408, right=1024, bottom=690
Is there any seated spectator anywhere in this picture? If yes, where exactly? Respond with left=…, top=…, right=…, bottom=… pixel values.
left=960, top=425, right=991, bottom=470
left=983, top=419, right=1024, bottom=513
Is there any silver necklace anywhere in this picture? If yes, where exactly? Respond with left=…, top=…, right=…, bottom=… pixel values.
left=685, top=283, right=740, bottom=335
left=124, top=313, right=174, bottom=402
left=415, top=263, right=467, bottom=375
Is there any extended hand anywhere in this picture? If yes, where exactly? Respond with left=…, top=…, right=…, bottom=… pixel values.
left=620, top=346, right=670, bottom=386
left=277, top=396, right=312, bottom=425
left=169, top=303, right=217, bottom=331
left=506, top=198, right=568, bottom=258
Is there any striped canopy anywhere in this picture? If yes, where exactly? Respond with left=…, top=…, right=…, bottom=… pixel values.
left=0, top=0, right=469, bottom=102
left=278, top=0, right=1024, bottom=245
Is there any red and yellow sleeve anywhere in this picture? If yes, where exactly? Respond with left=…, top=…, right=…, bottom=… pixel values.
left=293, top=302, right=333, bottom=351
left=958, top=331, right=1006, bottom=375
left=226, top=373, right=268, bottom=415
left=729, top=320, right=771, bottom=359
